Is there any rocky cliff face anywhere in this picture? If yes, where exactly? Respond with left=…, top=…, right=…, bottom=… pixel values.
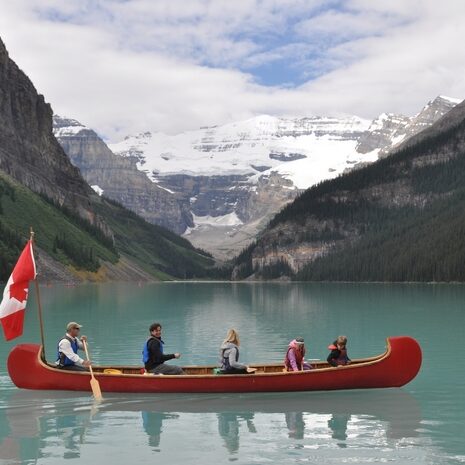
left=356, top=96, right=459, bottom=156
left=53, top=116, right=191, bottom=234
left=232, top=98, right=465, bottom=281
left=0, top=37, right=213, bottom=282
left=173, top=171, right=298, bottom=258
left=0, top=38, right=101, bottom=227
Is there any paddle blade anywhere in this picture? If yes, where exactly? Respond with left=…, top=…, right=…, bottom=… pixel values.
left=90, top=376, right=102, bottom=401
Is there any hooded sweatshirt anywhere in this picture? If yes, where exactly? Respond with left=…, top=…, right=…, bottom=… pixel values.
left=220, top=342, right=247, bottom=371
left=284, top=339, right=306, bottom=371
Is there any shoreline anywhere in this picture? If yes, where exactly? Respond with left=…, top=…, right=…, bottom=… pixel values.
left=4, top=279, right=465, bottom=286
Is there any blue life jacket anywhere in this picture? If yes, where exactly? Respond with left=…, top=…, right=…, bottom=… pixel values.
left=142, top=337, right=164, bottom=364
left=56, top=335, right=79, bottom=367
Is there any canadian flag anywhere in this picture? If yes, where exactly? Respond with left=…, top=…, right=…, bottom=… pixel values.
left=0, top=240, right=36, bottom=341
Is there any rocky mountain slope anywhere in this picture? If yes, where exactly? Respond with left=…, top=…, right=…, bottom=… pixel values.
left=356, top=95, right=459, bottom=156
left=0, top=37, right=213, bottom=282
left=104, top=96, right=457, bottom=258
left=107, top=115, right=373, bottom=259
left=232, top=98, right=465, bottom=282
left=0, top=38, right=98, bottom=228
left=53, top=116, right=191, bottom=234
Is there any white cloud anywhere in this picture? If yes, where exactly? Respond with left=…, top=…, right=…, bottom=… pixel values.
left=295, top=9, right=408, bottom=42
left=0, top=0, right=464, bottom=141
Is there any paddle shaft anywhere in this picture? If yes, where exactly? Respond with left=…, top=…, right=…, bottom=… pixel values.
left=82, top=340, right=102, bottom=400
left=82, top=340, right=95, bottom=376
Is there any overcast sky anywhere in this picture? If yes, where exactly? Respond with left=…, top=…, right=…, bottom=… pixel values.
left=1, top=0, right=464, bottom=141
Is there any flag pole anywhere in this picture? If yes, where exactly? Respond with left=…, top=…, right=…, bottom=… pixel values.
left=30, top=228, right=46, bottom=361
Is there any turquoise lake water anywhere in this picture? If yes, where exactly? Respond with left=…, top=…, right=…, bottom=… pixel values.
left=0, top=282, right=464, bottom=464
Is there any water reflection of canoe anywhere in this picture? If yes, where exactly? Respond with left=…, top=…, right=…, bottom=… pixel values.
left=1, top=389, right=422, bottom=463
left=7, top=336, right=421, bottom=393
left=4, top=389, right=422, bottom=443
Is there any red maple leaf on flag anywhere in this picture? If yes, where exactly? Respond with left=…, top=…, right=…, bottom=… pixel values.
left=0, top=240, right=36, bottom=341
left=8, top=282, right=29, bottom=303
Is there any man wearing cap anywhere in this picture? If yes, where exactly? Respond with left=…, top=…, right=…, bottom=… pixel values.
left=56, top=322, right=91, bottom=371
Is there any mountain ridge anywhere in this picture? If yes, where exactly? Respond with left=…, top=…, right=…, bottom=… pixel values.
left=231, top=98, right=465, bottom=282
left=0, top=36, right=213, bottom=282
left=54, top=95, right=459, bottom=259
left=53, top=115, right=191, bottom=234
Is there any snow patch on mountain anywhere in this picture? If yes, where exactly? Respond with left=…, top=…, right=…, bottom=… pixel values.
left=53, top=115, right=87, bottom=137
left=183, top=212, right=243, bottom=236
left=194, top=212, right=243, bottom=227
left=437, top=95, right=462, bottom=105
left=91, top=185, right=104, bottom=196
left=109, top=115, right=372, bottom=190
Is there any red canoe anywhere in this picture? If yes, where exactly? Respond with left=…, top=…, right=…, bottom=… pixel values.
left=7, top=336, right=421, bottom=393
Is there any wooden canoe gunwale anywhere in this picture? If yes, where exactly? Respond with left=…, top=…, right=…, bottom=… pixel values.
left=35, top=339, right=393, bottom=379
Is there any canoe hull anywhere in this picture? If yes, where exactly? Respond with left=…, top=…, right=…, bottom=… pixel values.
left=7, top=336, right=421, bottom=393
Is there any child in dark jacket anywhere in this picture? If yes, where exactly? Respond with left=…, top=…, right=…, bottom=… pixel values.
left=327, top=335, right=351, bottom=367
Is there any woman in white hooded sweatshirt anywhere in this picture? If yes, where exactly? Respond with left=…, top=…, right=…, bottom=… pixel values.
left=219, top=329, right=254, bottom=374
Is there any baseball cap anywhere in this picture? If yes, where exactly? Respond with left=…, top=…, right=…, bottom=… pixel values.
left=66, top=322, right=83, bottom=331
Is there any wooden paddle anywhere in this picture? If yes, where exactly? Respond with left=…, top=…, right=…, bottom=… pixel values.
left=83, top=340, right=103, bottom=401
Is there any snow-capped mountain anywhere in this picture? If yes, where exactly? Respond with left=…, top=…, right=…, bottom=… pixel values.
left=54, top=96, right=460, bottom=259
left=356, top=95, right=460, bottom=156
left=107, top=115, right=375, bottom=258
left=105, top=96, right=459, bottom=258
left=109, top=114, right=374, bottom=190
left=110, top=96, right=460, bottom=190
